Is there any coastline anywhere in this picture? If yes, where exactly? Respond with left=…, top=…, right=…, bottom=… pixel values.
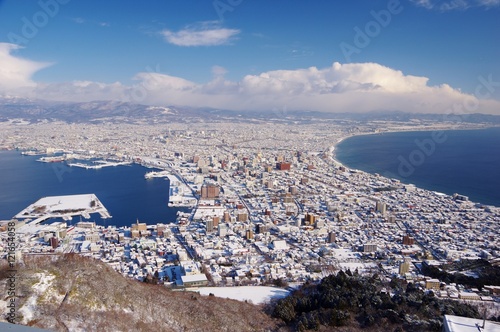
left=330, top=124, right=498, bottom=166
left=330, top=125, right=500, bottom=207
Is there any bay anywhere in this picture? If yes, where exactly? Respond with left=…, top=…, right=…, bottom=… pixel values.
left=335, top=127, right=500, bottom=207
left=0, top=151, right=188, bottom=226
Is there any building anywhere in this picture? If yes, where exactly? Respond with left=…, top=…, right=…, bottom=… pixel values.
left=484, top=285, right=500, bottom=295
left=399, top=260, right=410, bottom=275
left=402, top=235, right=415, bottom=245
left=256, top=224, right=269, bottom=234
left=363, top=244, right=377, bottom=253
left=272, top=240, right=288, bottom=250
left=375, top=201, right=386, bottom=215
left=201, top=184, right=220, bottom=199
left=49, top=237, right=59, bottom=249
left=237, top=212, right=248, bottom=222
left=157, top=223, right=166, bottom=237
left=218, top=223, right=228, bottom=237
left=328, top=232, right=336, bottom=243
left=206, top=219, right=214, bottom=232
left=85, top=233, right=100, bottom=243
left=459, top=292, right=480, bottom=301
left=77, top=221, right=95, bottom=229
left=181, top=274, right=208, bottom=288
left=212, top=216, right=220, bottom=228
left=315, top=219, right=325, bottom=229
left=276, top=162, right=291, bottom=171
left=304, top=213, right=316, bottom=226
left=132, top=220, right=147, bottom=232
left=425, top=279, right=440, bottom=290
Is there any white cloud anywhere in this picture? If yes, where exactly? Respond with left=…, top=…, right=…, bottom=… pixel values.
left=211, top=65, right=227, bottom=78
left=0, top=43, right=51, bottom=92
left=161, top=21, right=240, bottom=46
left=411, top=0, right=435, bottom=9
left=1, top=44, right=499, bottom=115
left=476, top=0, right=500, bottom=7
left=411, top=0, right=500, bottom=10
left=122, top=62, right=500, bottom=115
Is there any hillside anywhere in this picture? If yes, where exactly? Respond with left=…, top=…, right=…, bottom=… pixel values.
left=272, top=271, right=482, bottom=331
left=0, top=254, right=281, bottom=331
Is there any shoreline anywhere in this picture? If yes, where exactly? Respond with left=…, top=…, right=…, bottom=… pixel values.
left=330, top=124, right=499, bottom=165
left=330, top=125, right=500, bottom=207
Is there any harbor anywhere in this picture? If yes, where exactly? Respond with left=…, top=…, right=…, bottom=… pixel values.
left=14, top=194, right=111, bottom=234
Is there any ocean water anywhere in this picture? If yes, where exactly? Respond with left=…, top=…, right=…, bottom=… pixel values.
left=0, top=151, right=188, bottom=226
left=335, top=127, right=500, bottom=207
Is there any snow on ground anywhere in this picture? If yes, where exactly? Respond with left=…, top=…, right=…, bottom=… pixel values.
left=16, top=194, right=98, bottom=217
left=196, top=286, right=290, bottom=304
left=18, top=273, right=55, bottom=324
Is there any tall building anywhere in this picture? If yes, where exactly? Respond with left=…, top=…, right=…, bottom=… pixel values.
left=157, top=224, right=167, bottom=237
left=49, top=237, right=59, bottom=249
left=328, top=232, right=336, bottom=243
left=304, top=213, right=316, bottom=225
left=237, top=211, right=248, bottom=222
left=218, top=223, right=228, bottom=237
left=201, top=184, right=220, bottom=199
left=399, top=260, right=410, bottom=275
left=256, top=224, right=269, bottom=234
left=403, top=235, right=415, bottom=245
left=212, top=216, right=220, bottom=228
left=375, top=201, right=387, bottom=215
left=206, top=219, right=214, bottom=232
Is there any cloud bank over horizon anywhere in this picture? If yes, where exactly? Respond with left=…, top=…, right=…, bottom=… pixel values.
left=1, top=42, right=499, bottom=115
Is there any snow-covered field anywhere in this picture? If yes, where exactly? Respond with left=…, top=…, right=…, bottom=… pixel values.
left=196, top=286, right=290, bottom=304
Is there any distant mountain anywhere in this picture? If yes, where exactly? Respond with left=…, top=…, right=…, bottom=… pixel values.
left=1, top=96, right=500, bottom=124
left=0, top=97, right=180, bottom=124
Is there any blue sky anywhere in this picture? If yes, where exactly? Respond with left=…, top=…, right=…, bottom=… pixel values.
left=0, top=0, right=499, bottom=114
